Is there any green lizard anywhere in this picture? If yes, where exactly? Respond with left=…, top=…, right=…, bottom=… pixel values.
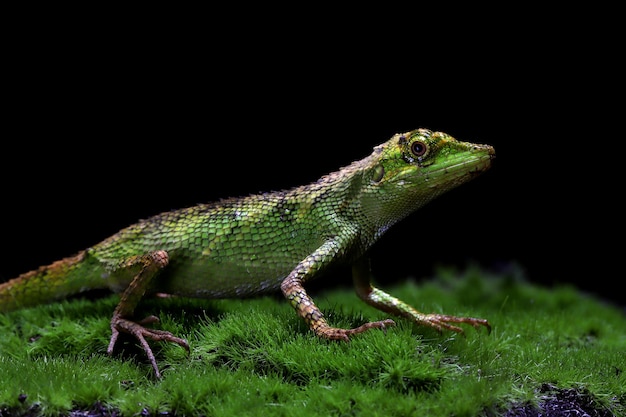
left=0, top=128, right=495, bottom=378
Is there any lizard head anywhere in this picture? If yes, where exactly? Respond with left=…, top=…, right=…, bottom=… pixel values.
left=360, top=128, right=495, bottom=228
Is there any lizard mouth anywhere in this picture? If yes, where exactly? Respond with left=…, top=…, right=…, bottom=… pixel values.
left=421, top=145, right=495, bottom=186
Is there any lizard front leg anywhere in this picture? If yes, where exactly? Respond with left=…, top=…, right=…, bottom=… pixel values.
left=281, top=241, right=395, bottom=341
left=106, top=250, right=189, bottom=378
left=352, top=257, right=491, bottom=334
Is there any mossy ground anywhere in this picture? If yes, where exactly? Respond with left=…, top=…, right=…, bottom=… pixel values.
left=1, top=265, right=624, bottom=417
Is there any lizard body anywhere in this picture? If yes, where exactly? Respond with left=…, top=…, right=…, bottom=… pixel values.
left=0, top=128, right=495, bottom=378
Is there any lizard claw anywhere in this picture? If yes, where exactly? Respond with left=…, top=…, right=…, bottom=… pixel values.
left=420, top=314, right=491, bottom=335
left=108, top=314, right=189, bottom=378
left=316, top=319, right=397, bottom=341
left=137, top=315, right=161, bottom=326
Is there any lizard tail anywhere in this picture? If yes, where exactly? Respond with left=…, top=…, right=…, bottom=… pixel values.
left=0, top=250, right=102, bottom=312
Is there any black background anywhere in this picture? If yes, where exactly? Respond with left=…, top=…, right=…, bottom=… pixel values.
left=1, top=11, right=622, bottom=308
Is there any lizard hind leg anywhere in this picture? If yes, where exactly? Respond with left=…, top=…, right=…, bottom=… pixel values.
left=105, top=250, right=189, bottom=378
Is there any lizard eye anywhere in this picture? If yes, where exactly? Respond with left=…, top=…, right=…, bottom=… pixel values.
left=410, top=141, right=428, bottom=157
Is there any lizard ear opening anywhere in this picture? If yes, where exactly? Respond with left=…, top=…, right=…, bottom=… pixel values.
left=371, top=164, right=385, bottom=183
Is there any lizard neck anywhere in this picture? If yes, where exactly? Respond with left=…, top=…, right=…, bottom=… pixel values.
left=285, top=154, right=391, bottom=255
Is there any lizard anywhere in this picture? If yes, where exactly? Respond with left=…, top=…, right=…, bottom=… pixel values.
left=0, top=128, right=495, bottom=378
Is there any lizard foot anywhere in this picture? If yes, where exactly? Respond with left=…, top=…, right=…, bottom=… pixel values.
left=107, top=314, right=190, bottom=378
left=418, top=314, right=491, bottom=335
left=316, top=319, right=396, bottom=342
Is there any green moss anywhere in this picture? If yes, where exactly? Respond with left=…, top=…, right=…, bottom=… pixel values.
left=1, top=264, right=624, bottom=416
